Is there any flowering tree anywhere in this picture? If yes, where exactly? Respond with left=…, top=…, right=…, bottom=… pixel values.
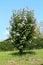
left=9, top=8, right=36, bottom=54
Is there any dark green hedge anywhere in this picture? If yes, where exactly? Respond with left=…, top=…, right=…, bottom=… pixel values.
left=0, top=40, right=14, bottom=51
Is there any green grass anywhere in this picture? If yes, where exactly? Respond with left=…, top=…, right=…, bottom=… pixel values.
left=0, top=49, right=43, bottom=65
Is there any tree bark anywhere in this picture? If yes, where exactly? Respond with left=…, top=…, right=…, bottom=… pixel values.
left=19, top=49, right=23, bottom=54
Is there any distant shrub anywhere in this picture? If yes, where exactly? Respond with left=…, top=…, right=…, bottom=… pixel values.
left=0, top=39, right=14, bottom=51
left=32, top=38, right=43, bottom=49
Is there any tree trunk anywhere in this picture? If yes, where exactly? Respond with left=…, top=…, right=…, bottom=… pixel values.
left=19, top=49, right=23, bottom=54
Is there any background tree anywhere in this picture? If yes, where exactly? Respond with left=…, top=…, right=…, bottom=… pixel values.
left=9, top=8, right=36, bottom=54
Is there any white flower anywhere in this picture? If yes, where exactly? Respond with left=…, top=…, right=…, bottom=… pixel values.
left=25, top=17, right=27, bottom=21
left=22, top=21, right=25, bottom=23
left=34, top=28, right=37, bottom=31
left=11, top=40, right=13, bottom=42
left=34, top=37, right=37, bottom=39
left=18, top=23, right=23, bottom=27
left=34, top=29, right=36, bottom=31
left=13, top=31, right=16, bottom=34
left=24, top=16, right=27, bottom=21
left=30, top=24, right=34, bottom=26
left=16, top=33, right=20, bottom=36
left=23, top=36, right=26, bottom=39
left=18, top=22, right=25, bottom=27
left=22, top=22, right=25, bottom=26
left=34, top=44, right=37, bottom=45
left=24, top=16, right=26, bottom=18
left=29, top=41, right=31, bottom=44
left=19, top=17, right=22, bottom=19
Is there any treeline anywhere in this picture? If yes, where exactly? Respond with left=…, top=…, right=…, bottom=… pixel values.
left=0, top=37, right=43, bottom=51
left=0, top=38, right=14, bottom=51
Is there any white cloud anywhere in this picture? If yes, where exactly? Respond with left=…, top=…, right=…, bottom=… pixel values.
left=5, top=30, right=9, bottom=35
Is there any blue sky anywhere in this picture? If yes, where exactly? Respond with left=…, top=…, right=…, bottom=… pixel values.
left=0, top=0, right=43, bottom=41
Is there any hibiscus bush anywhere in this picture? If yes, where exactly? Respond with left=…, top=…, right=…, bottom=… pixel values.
left=9, top=8, right=36, bottom=54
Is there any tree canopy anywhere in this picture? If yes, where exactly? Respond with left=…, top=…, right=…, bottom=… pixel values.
left=9, top=8, right=36, bottom=54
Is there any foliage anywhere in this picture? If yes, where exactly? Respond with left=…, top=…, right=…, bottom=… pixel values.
left=0, top=39, right=14, bottom=51
left=9, top=8, right=36, bottom=54
left=33, top=38, right=43, bottom=49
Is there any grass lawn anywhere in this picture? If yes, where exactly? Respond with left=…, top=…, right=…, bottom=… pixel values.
left=0, top=49, right=43, bottom=65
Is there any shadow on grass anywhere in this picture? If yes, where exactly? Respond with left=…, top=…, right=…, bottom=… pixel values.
left=40, top=64, right=43, bottom=65
left=10, top=50, right=36, bottom=56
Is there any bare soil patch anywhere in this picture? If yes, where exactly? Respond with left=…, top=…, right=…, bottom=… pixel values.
left=29, top=57, right=43, bottom=64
